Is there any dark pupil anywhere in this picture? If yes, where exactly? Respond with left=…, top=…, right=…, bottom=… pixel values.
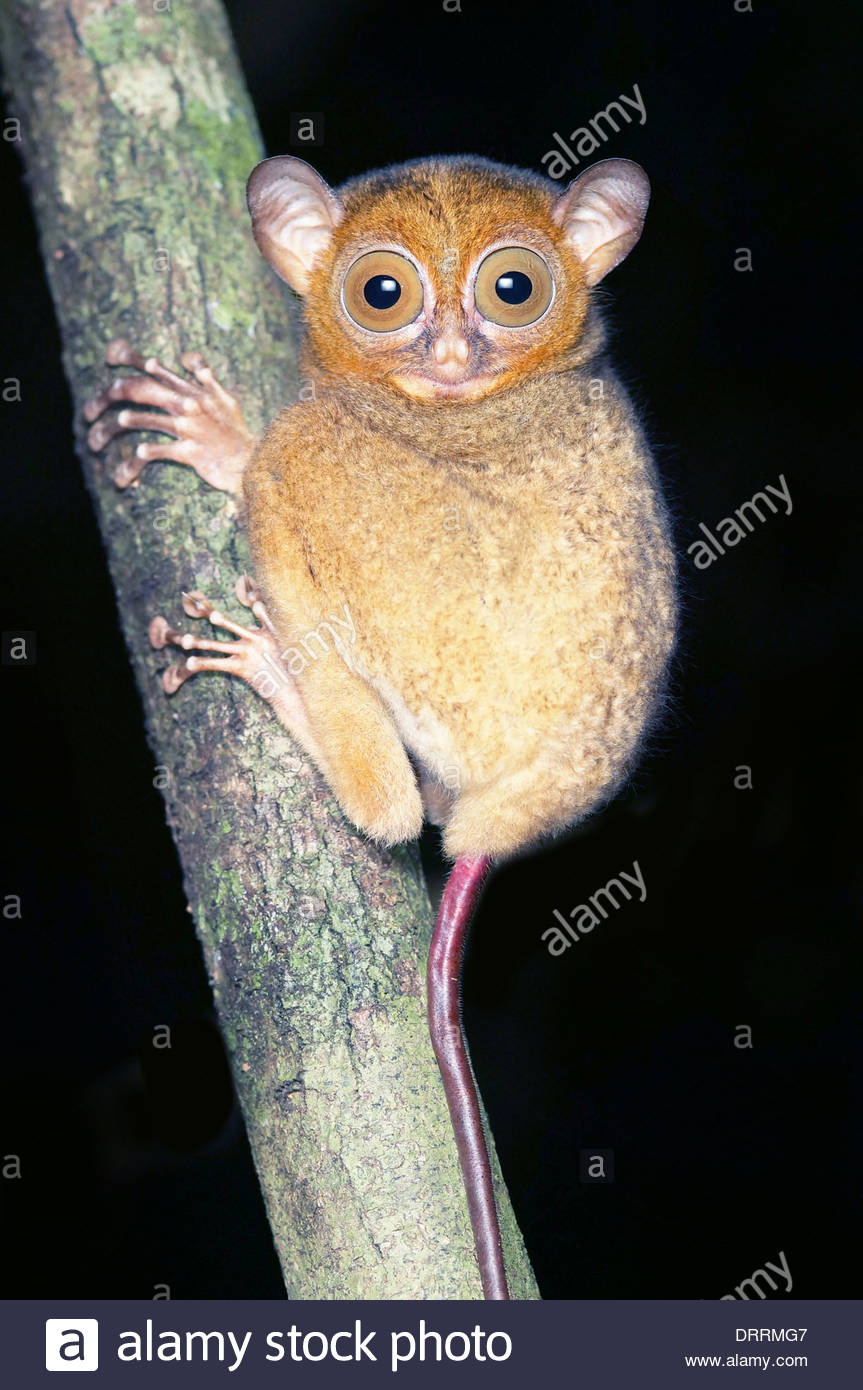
left=364, top=274, right=401, bottom=309
left=495, top=270, right=532, bottom=305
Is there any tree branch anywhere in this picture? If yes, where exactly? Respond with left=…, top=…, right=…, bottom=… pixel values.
left=0, top=0, right=538, bottom=1298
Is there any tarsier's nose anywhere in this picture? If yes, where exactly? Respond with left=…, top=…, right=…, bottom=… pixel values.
left=431, top=324, right=471, bottom=373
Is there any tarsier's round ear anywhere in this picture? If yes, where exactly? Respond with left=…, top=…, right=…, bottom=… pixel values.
left=551, top=158, right=650, bottom=287
left=246, top=156, right=345, bottom=295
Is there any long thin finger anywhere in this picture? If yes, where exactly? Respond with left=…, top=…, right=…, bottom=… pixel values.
left=113, top=438, right=194, bottom=489
left=88, top=409, right=184, bottom=452
left=83, top=375, right=187, bottom=424
left=105, top=338, right=195, bottom=393
left=181, top=351, right=241, bottom=414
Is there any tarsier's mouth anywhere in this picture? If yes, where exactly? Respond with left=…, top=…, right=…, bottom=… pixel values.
left=388, top=370, right=503, bottom=402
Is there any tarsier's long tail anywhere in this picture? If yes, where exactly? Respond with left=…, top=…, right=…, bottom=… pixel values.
left=426, top=853, right=509, bottom=1300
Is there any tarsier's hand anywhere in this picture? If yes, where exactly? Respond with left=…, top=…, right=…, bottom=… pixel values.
left=84, top=338, right=255, bottom=495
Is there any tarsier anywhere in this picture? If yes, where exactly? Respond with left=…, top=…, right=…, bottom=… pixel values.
left=86, top=153, right=677, bottom=1299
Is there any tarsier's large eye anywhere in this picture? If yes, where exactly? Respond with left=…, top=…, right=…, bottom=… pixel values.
left=474, top=247, right=554, bottom=327
left=342, top=251, right=424, bottom=332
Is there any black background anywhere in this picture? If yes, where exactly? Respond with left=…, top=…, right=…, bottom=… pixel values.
left=0, top=0, right=859, bottom=1299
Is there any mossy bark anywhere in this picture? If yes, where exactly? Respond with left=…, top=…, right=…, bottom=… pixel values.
left=0, top=0, right=538, bottom=1298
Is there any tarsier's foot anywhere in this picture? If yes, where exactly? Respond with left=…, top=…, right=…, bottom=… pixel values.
left=84, top=338, right=255, bottom=494
left=151, top=577, right=422, bottom=846
left=148, top=576, right=279, bottom=692
left=149, top=576, right=321, bottom=757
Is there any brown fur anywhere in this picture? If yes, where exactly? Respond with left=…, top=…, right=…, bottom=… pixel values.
left=243, top=155, right=677, bottom=860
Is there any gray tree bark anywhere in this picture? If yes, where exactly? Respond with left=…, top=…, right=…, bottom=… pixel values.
left=0, top=0, right=538, bottom=1298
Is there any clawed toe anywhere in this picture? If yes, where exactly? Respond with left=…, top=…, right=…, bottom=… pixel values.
left=235, top=574, right=278, bottom=634
left=181, top=591, right=213, bottom=621
left=235, top=574, right=259, bottom=606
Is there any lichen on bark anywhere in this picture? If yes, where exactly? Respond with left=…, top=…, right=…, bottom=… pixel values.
left=0, top=0, right=538, bottom=1298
